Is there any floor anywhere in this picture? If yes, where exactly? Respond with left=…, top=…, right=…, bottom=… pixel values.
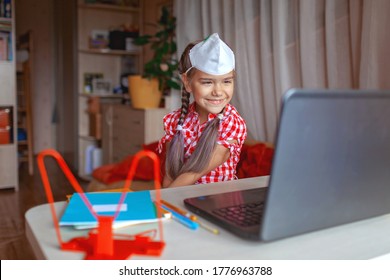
left=0, top=161, right=88, bottom=260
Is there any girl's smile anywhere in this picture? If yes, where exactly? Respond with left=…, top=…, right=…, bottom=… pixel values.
left=206, top=98, right=226, bottom=105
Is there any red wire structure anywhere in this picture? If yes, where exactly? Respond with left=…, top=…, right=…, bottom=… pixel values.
left=37, top=149, right=165, bottom=259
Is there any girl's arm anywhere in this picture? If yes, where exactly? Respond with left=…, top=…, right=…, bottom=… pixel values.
left=162, top=175, right=173, bottom=187
left=166, top=144, right=230, bottom=188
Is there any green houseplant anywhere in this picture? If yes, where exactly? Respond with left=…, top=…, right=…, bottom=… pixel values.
left=132, top=6, right=180, bottom=93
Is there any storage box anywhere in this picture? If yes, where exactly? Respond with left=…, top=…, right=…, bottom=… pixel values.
left=0, top=34, right=9, bottom=61
left=0, top=127, right=10, bottom=144
left=89, top=113, right=102, bottom=140
left=0, top=108, right=10, bottom=128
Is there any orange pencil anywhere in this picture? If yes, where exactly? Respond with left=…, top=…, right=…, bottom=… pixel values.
left=160, top=200, right=198, bottom=221
left=160, top=200, right=219, bottom=235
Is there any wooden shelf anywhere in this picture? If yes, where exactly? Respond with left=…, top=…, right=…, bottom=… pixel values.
left=16, top=30, right=34, bottom=176
left=0, top=17, right=12, bottom=24
left=79, top=48, right=141, bottom=56
left=78, top=3, right=140, bottom=13
left=79, top=93, right=129, bottom=99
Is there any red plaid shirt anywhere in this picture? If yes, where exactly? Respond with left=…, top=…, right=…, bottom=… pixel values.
left=158, top=103, right=247, bottom=184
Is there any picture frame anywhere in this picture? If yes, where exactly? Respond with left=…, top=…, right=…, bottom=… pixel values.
left=89, top=30, right=109, bottom=49
left=91, top=30, right=109, bottom=41
left=83, top=73, right=103, bottom=93
left=92, top=78, right=112, bottom=95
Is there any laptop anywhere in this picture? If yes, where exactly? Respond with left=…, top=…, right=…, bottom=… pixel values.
left=184, top=88, right=390, bottom=241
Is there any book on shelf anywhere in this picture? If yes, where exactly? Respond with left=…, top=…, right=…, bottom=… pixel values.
left=0, top=0, right=12, bottom=18
left=6, top=29, right=11, bottom=60
left=0, top=22, right=12, bottom=31
left=0, top=31, right=8, bottom=60
left=60, top=191, right=170, bottom=229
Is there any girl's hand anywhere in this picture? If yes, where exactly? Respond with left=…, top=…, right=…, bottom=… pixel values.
left=162, top=175, right=173, bottom=188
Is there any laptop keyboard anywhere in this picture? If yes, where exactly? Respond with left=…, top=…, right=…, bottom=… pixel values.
left=212, top=201, right=264, bottom=227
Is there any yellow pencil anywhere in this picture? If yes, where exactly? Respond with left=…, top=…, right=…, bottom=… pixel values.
left=198, top=221, right=220, bottom=235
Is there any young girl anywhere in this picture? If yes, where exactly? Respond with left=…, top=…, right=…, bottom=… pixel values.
left=158, top=33, right=247, bottom=187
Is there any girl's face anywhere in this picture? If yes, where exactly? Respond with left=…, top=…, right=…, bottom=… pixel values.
left=183, top=70, right=235, bottom=123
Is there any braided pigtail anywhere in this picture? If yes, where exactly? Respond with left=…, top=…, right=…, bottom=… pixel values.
left=179, top=110, right=224, bottom=175
left=166, top=88, right=190, bottom=179
left=165, top=42, right=198, bottom=180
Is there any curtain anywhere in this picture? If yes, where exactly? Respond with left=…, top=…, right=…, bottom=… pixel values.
left=174, top=0, right=390, bottom=143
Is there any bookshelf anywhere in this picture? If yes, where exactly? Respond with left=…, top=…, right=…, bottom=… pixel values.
left=0, top=0, right=18, bottom=190
left=76, top=0, right=143, bottom=180
left=16, top=30, right=34, bottom=175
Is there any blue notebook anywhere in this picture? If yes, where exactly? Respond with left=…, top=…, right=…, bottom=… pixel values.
left=60, top=191, right=159, bottom=229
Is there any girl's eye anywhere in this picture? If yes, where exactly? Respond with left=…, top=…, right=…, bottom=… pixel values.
left=224, top=80, right=233, bottom=84
left=201, top=81, right=213, bottom=85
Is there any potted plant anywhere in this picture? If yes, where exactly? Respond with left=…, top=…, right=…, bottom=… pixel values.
left=129, top=6, right=180, bottom=109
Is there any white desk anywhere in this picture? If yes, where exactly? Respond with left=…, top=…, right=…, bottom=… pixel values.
left=26, top=176, right=390, bottom=260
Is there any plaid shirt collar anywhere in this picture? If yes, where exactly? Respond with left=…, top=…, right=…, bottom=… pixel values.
left=187, top=102, right=232, bottom=122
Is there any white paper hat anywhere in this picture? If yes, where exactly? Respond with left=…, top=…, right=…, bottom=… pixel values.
left=189, top=33, right=235, bottom=75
